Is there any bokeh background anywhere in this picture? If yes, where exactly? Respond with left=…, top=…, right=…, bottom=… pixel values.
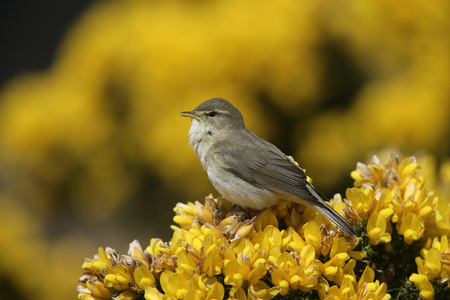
left=1, top=0, right=450, bottom=299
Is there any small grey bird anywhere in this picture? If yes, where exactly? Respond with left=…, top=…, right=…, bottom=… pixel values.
left=181, top=98, right=356, bottom=237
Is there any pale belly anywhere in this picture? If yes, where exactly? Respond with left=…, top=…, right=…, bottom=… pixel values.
left=207, top=166, right=280, bottom=210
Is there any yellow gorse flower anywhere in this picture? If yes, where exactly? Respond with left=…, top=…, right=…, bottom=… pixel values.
left=409, top=235, right=450, bottom=299
left=351, top=155, right=444, bottom=244
left=319, top=266, right=390, bottom=300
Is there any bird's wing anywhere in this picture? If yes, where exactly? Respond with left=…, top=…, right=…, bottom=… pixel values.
left=252, top=155, right=323, bottom=205
left=212, top=138, right=320, bottom=205
left=212, top=137, right=357, bottom=237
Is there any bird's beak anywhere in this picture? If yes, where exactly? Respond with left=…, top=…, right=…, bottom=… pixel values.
left=180, top=110, right=198, bottom=118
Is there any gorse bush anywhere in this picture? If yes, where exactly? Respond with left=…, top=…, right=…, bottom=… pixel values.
left=77, top=155, right=450, bottom=300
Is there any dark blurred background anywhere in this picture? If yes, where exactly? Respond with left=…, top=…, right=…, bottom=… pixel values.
left=0, top=1, right=91, bottom=85
left=0, top=1, right=449, bottom=299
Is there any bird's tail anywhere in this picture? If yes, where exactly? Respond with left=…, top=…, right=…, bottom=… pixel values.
left=306, top=184, right=357, bottom=237
left=314, top=202, right=357, bottom=237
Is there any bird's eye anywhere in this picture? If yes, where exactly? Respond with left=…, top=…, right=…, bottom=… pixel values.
left=207, top=111, right=217, bottom=117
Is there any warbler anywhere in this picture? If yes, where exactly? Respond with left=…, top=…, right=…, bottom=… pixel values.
left=181, top=98, right=356, bottom=237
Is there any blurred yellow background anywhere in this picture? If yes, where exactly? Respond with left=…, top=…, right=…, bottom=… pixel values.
left=0, top=0, right=449, bottom=299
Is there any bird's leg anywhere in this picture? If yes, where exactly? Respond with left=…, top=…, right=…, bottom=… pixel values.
left=226, top=205, right=265, bottom=222
left=227, top=204, right=240, bottom=213
left=249, top=208, right=267, bottom=222
left=226, top=204, right=247, bottom=219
